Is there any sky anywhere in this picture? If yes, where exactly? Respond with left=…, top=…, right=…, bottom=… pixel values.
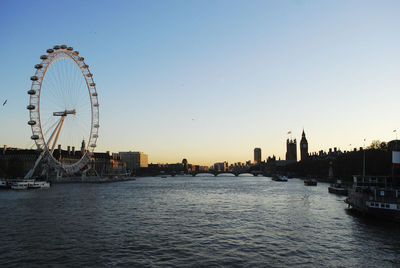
left=1, top=0, right=400, bottom=165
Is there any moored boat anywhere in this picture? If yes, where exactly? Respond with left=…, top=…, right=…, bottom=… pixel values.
left=345, top=150, right=400, bottom=222
left=28, top=181, right=50, bottom=189
left=272, top=175, right=288, bottom=182
left=0, top=180, right=9, bottom=189
left=345, top=176, right=400, bottom=222
left=304, top=178, right=317, bottom=186
left=328, top=180, right=348, bottom=195
left=11, top=181, right=29, bottom=190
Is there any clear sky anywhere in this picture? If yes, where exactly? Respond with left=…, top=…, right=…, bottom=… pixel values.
left=1, top=0, right=400, bottom=165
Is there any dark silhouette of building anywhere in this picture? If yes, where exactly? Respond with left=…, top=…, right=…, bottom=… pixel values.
left=254, top=148, right=261, bottom=164
left=300, top=129, right=308, bottom=161
left=286, top=139, right=297, bottom=161
left=81, top=139, right=86, bottom=154
left=182, top=158, right=188, bottom=173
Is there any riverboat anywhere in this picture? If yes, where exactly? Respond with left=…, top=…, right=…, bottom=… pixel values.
left=0, top=180, right=9, bottom=189
left=345, top=175, right=400, bottom=222
left=345, top=150, right=400, bottom=222
left=28, top=181, right=50, bottom=189
left=304, top=178, right=317, bottom=186
left=328, top=180, right=348, bottom=195
left=272, top=175, right=288, bottom=182
left=11, top=181, right=29, bottom=190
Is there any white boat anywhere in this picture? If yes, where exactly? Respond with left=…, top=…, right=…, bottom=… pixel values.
left=278, top=175, right=288, bottom=181
left=328, top=179, right=348, bottom=195
left=11, top=181, right=29, bottom=190
left=28, top=181, right=41, bottom=189
left=272, top=175, right=288, bottom=182
left=0, top=180, right=9, bottom=189
left=28, top=181, right=50, bottom=189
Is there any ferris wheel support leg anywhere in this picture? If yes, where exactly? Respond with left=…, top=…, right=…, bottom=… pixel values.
left=50, top=116, right=66, bottom=154
left=46, top=116, right=65, bottom=153
left=56, top=168, right=62, bottom=180
left=24, top=150, right=47, bottom=179
left=25, top=117, right=65, bottom=180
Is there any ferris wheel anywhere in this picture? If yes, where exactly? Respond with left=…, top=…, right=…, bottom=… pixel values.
left=25, top=45, right=99, bottom=179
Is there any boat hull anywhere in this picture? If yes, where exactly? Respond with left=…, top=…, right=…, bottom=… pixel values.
left=0, top=181, right=10, bottom=189
left=11, top=185, right=28, bottom=190
left=328, top=186, right=348, bottom=196
left=345, top=190, right=400, bottom=223
left=272, top=175, right=288, bottom=182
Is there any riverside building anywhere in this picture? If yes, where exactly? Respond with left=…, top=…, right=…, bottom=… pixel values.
left=119, top=152, right=148, bottom=171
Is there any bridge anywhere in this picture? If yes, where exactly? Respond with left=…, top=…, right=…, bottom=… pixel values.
left=190, top=170, right=264, bottom=177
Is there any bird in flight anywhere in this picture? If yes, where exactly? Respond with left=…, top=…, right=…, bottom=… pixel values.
left=2, top=99, right=7, bottom=106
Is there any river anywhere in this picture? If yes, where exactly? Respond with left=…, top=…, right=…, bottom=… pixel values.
left=0, top=176, right=399, bottom=267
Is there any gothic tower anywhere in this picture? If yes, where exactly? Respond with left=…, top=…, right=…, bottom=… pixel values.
left=286, top=139, right=297, bottom=161
left=300, top=129, right=308, bottom=161
left=81, top=139, right=86, bottom=154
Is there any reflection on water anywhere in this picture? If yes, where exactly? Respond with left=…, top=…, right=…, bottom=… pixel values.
left=1, top=176, right=399, bottom=267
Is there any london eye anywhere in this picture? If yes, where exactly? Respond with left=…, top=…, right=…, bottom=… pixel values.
left=25, top=45, right=99, bottom=178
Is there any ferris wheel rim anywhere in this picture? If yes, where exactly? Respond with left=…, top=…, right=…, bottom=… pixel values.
left=27, top=46, right=99, bottom=173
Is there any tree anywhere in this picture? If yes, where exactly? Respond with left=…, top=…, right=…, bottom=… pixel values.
left=367, top=140, right=387, bottom=150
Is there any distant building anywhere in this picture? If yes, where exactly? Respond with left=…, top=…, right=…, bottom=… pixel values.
left=91, top=151, right=126, bottom=176
left=214, top=162, right=228, bottom=172
left=286, top=139, right=297, bottom=161
left=119, top=151, right=148, bottom=171
left=182, top=158, right=188, bottom=173
left=254, top=148, right=261, bottom=164
left=300, top=130, right=308, bottom=161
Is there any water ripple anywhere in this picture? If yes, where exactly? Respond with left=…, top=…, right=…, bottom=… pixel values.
left=1, top=177, right=399, bottom=267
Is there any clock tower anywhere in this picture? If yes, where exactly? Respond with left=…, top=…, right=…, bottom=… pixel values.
left=300, top=129, right=308, bottom=161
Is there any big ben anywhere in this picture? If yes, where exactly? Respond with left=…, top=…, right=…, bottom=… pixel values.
left=300, top=129, right=308, bottom=161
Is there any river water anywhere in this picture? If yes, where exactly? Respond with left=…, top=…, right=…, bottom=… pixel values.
left=0, top=176, right=399, bottom=267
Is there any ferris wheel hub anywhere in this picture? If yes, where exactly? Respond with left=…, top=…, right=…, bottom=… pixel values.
left=53, top=109, right=76, bottom=116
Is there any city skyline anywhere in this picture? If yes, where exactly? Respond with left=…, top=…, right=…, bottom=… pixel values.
left=1, top=0, right=400, bottom=165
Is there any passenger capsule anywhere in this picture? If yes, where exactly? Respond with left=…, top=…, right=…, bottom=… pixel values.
left=93, top=103, right=99, bottom=107
left=47, top=49, right=54, bottom=53
left=90, top=83, right=96, bottom=87
left=40, top=55, right=48, bottom=60
left=92, top=92, right=98, bottom=96
left=27, top=104, right=35, bottom=110
left=83, top=64, right=89, bottom=68
left=28, top=120, right=37, bottom=125
left=79, top=57, right=84, bottom=61
left=87, top=73, right=93, bottom=77
left=34, top=64, right=43, bottom=69
left=67, top=47, right=73, bottom=51
left=53, top=45, right=60, bottom=50
left=92, top=134, right=98, bottom=138
left=90, top=144, right=96, bottom=148
left=60, top=45, right=67, bottom=49
left=31, top=135, right=39, bottom=140
left=94, top=124, right=99, bottom=128
left=28, top=89, right=36, bottom=95
left=74, top=51, right=79, bottom=55
left=30, top=76, right=38, bottom=81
